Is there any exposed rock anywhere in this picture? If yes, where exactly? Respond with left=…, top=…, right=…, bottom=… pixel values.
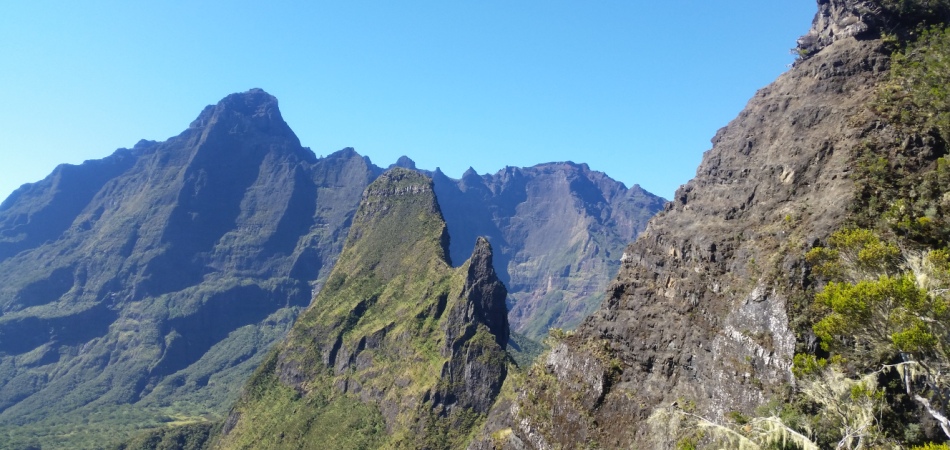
left=432, top=162, right=665, bottom=339
left=797, top=0, right=950, bottom=58
left=217, top=169, right=509, bottom=449
left=455, top=236, right=509, bottom=348
left=797, top=0, right=884, bottom=55
left=484, top=2, right=895, bottom=447
left=0, top=87, right=660, bottom=447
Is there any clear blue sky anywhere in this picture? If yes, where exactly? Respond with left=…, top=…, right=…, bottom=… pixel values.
left=0, top=1, right=816, bottom=202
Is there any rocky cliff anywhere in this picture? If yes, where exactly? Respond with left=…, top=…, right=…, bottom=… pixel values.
left=477, top=0, right=911, bottom=447
left=432, top=163, right=664, bottom=341
left=214, top=169, right=509, bottom=449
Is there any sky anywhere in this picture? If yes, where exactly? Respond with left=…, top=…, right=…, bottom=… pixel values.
left=0, top=1, right=817, bottom=202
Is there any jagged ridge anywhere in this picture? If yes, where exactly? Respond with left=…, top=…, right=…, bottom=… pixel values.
left=0, top=89, right=382, bottom=448
left=431, top=162, right=665, bottom=340
left=0, top=87, right=662, bottom=448
left=215, top=168, right=509, bottom=449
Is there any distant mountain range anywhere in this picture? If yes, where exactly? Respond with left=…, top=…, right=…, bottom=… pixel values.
left=430, top=162, right=663, bottom=339
left=65, top=0, right=950, bottom=447
left=0, top=89, right=662, bottom=448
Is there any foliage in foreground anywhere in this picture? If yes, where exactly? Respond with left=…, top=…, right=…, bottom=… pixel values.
left=802, top=228, right=950, bottom=441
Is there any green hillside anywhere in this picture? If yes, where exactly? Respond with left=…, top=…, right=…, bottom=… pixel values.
left=214, top=168, right=509, bottom=449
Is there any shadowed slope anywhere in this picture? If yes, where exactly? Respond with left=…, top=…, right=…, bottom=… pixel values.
left=0, top=89, right=382, bottom=448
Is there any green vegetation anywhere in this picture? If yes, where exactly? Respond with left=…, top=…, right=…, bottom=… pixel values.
left=215, top=169, right=509, bottom=449
left=876, top=0, right=950, bottom=29
left=508, top=331, right=545, bottom=368
left=914, top=444, right=950, bottom=450
left=861, top=20, right=950, bottom=246
left=797, top=228, right=950, bottom=444
left=765, top=30, right=950, bottom=441
left=112, top=422, right=219, bottom=450
left=214, top=355, right=386, bottom=450
left=878, top=26, right=950, bottom=142
left=0, top=404, right=216, bottom=450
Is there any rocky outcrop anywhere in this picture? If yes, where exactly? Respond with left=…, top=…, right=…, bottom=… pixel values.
left=216, top=169, right=509, bottom=449
left=454, top=237, right=509, bottom=348
left=797, top=0, right=885, bottom=54
left=483, top=1, right=898, bottom=447
left=437, top=237, right=509, bottom=414
left=797, top=0, right=950, bottom=57
left=432, top=162, right=665, bottom=340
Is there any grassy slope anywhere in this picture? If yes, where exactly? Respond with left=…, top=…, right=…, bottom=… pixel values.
left=215, top=169, right=507, bottom=449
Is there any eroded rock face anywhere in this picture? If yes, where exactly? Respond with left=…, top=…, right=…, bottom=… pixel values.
left=797, top=0, right=950, bottom=56
left=455, top=237, right=510, bottom=348
left=483, top=3, right=894, bottom=447
left=218, top=169, right=509, bottom=449
left=798, top=0, right=884, bottom=54
left=432, top=163, right=665, bottom=340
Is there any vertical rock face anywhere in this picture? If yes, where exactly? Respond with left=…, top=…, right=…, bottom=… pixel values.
left=486, top=1, right=897, bottom=448
left=0, top=89, right=381, bottom=447
left=797, top=0, right=950, bottom=56
left=460, top=237, right=510, bottom=348
left=797, top=0, right=885, bottom=53
left=432, top=162, right=665, bottom=340
left=216, top=169, right=509, bottom=449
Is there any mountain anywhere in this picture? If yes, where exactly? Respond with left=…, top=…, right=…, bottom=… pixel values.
left=432, top=163, right=664, bottom=340
left=0, top=88, right=661, bottom=448
left=0, top=89, right=382, bottom=448
left=214, top=168, right=508, bottom=449
left=106, top=0, right=950, bottom=447
left=471, top=0, right=950, bottom=448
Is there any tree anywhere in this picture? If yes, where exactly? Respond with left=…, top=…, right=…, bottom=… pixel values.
left=806, top=229, right=950, bottom=439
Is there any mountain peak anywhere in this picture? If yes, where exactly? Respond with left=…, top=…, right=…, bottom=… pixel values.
left=219, top=168, right=508, bottom=448
left=460, top=167, right=482, bottom=185
left=218, top=88, right=279, bottom=116
left=462, top=236, right=508, bottom=347
left=341, top=168, right=449, bottom=279
left=391, top=155, right=417, bottom=170
left=188, top=88, right=292, bottom=138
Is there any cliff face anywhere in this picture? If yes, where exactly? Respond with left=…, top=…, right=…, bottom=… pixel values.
left=482, top=1, right=897, bottom=447
left=432, top=163, right=664, bottom=340
left=0, top=90, right=381, bottom=447
left=215, top=169, right=509, bottom=449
